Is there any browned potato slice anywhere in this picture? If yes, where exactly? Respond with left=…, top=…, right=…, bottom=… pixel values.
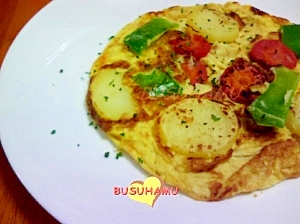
left=159, top=98, right=239, bottom=158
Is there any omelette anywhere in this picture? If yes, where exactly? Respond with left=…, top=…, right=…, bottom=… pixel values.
left=86, top=2, right=300, bottom=201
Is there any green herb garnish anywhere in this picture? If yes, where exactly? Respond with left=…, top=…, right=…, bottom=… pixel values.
left=138, top=157, right=143, bottom=163
left=116, top=152, right=123, bottom=159
left=211, top=77, right=218, bottom=86
left=211, top=114, right=221, bottom=121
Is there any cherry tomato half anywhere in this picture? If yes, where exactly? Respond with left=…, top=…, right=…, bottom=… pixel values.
left=249, top=39, right=297, bottom=69
left=169, top=34, right=211, bottom=59
left=220, top=58, right=266, bottom=105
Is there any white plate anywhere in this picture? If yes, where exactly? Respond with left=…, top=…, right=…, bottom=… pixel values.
left=1, top=0, right=300, bottom=223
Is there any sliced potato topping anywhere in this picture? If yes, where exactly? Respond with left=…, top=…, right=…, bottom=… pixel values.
left=89, top=69, right=137, bottom=121
left=158, top=98, right=239, bottom=159
left=187, top=8, right=239, bottom=42
left=286, top=89, right=300, bottom=136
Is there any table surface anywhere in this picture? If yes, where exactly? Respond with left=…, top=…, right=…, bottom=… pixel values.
left=0, top=0, right=59, bottom=223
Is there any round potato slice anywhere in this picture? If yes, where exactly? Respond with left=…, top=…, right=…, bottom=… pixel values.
left=159, top=98, right=239, bottom=158
left=187, top=8, right=239, bottom=42
left=89, top=69, right=138, bottom=121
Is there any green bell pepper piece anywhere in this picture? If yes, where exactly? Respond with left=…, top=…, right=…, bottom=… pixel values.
left=281, top=24, right=300, bottom=57
left=132, top=69, right=181, bottom=96
left=124, top=17, right=179, bottom=55
left=248, top=67, right=299, bottom=128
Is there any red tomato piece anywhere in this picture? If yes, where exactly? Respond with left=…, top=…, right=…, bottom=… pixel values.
left=169, top=34, right=211, bottom=59
left=169, top=37, right=189, bottom=56
left=249, top=39, right=297, bottom=69
left=187, top=35, right=211, bottom=59
left=181, top=61, right=208, bottom=85
left=220, top=58, right=266, bottom=105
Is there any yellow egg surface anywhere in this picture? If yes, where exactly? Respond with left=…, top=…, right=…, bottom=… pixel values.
left=86, top=2, right=300, bottom=201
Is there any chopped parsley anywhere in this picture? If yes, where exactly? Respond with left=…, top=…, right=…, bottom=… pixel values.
left=104, top=152, right=110, bottom=158
left=104, top=96, right=109, bottom=101
left=116, top=152, right=123, bottom=159
left=109, top=79, right=115, bottom=86
left=138, top=157, right=144, bottom=163
left=247, top=36, right=253, bottom=41
left=211, top=114, right=221, bottom=121
left=120, top=132, right=125, bottom=137
left=51, top=130, right=56, bottom=135
left=109, top=35, right=114, bottom=40
left=211, top=77, right=218, bottom=86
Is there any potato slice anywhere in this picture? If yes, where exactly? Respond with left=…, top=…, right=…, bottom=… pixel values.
left=159, top=98, right=239, bottom=158
left=89, top=69, right=137, bottom=121
left=286, top=89, right=300, bottom=135
left=187, top=8, right=239, bottom=42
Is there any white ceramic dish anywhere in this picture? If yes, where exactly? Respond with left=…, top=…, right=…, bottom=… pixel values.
left=1, top=0, right=300, bottom=223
